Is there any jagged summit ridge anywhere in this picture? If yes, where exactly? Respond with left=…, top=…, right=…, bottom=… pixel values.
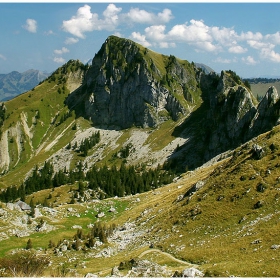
left=67, top=35, right=201, bottom=129
left=167, top=71, right=280, bottom=171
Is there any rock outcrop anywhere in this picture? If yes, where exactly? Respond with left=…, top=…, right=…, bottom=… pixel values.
left=168, top=71, right=280, bottom=171
left=249, top=85, right=280, bottom=135
left=66, top=35, right=201, bottom=129
left=111, top=258, right=173, bottom=277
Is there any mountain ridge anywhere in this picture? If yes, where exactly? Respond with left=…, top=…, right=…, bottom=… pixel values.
left=1, top=35, right=280, bottom=180
left=66, top=35, right=202, bottom=129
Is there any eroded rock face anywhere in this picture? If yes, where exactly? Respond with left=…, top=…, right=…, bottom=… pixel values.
left=249, top=86, right=280, bottom=135
left=2, top=36, right=280, bottom=176
left=111, top=259, right=173, bottom=277
left=67, top=36, right=200, bottom=129
left=172, top=267, right=204, bottom=278
left=171, top=73, right=280, bottom=170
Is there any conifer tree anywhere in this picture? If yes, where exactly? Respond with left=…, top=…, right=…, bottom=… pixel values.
left=87, top=237, right=95, bottom=248
left=29, top=198, right=35, bottom=217
left=26, top=239, right=33, bottom=250
left=48, top=240, right=55, bottom=248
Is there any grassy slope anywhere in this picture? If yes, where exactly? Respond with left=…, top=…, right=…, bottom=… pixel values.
left=156, top=126, right=280, bottom=277
left=0, top=61, right=87, bottom=187
left=1, top=124, right=280, bottom=277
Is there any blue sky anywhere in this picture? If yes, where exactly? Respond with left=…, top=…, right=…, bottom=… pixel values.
left=1, top=2, right=280, bottom=78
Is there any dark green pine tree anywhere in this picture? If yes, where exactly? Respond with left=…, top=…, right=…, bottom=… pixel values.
left=87, top=236, right=95, bottom=248
left=29, top=198, right=35, bottom=217
left=4, top=187, right=12, bottom=202
left=18, top=184, right=26, bottom=202
left=26, top=238, right=33, bottom=250
left=78, top=181, right=85, bottom=196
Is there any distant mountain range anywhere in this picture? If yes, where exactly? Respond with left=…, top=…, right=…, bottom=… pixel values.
left=194, top=63, right=215, bottom=74
left=0, top=69, right=50, bottom=101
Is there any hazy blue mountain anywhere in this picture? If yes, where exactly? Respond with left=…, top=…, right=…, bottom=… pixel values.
left=0, top=69, right=50, bottom=101
left=194, top=63, right=215, bottom=74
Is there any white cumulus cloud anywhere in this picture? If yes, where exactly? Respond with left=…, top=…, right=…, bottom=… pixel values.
left=65, top=37, right=79, bottom=45
left=0, top=54, right=6, bottom=61
left=158, top=9, right=173, bottom=23
left=145, top=25, right=166, bottom=41
left=260, top=48, right=280, bottom=63
left=211, top=26, right=238, bottom=47
left=62, top=4, right=122, bottom=38
left=136, top=20, right=220, bottom=52
left=54, top=47, right=69, bottom=55
left=125, top=8, right=172, bottom=24
left=23, top=19, right=37, bottom=33
left=62, top=4, right=173, bottom=39
left=228, top=45, right=247, bottom=54
left=242, top=56, right=258, bottom=65
left=137, top=18, right=280, bottom=62
left=240, top=31, right=263, bottom=41
left=53, top=57, right=65, bottom=64
left=168, top=20, right=212, bottom=43
left=193, top=41, right=218, bottom=52
left=159, top=42, right=176, bottom=48
left=62, top=5, right=95, bottom=38
left=60, top=4, right=280, bottom=66
left=102, top=3, right=122, bottom=27
left=247, top=40, right=274, bottom=50
left=265, top=32, right=280, bottom=45
left=44, top=30, right=54, bottom=35
left=131, top=32, right=151, bottom=47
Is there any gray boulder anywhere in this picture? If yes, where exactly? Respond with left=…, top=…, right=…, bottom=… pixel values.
left=184, top=181, right=205, bottom=198
left=85, top=273, right=98, bottom=278
left=251, top=144, right=265, bottom=159
left=182, top=267, right=204, bottom=277
left=15, top=200, right=31, bottom=211
left=271, top=244, right=280, bottom=250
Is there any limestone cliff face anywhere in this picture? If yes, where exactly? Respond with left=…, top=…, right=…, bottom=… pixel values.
left=249, top=86, right=280, bottom=135
left=202, top=71, right=258, bottom=155
left=67, top=36, right=201, bottom=129
left=170, top=71, right=280, bottom=170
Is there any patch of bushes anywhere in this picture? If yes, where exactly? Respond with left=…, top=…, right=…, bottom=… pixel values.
left=0, top=250, right=50, bottom=277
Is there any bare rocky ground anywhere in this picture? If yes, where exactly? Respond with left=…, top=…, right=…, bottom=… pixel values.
left=0, top=172, right=205, bottom=277
left=48, top=126, right=187, bottom=174
left=3, top=129, right=279, bottom=277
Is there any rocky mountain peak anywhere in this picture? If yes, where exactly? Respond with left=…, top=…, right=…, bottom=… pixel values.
left=258, top=85, right=279, bottom=109
left=248, top=85, right=280, bottom=134
left=168, top=70, right=280, bottom=171
left=67, top=36, right=201, bottom=129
